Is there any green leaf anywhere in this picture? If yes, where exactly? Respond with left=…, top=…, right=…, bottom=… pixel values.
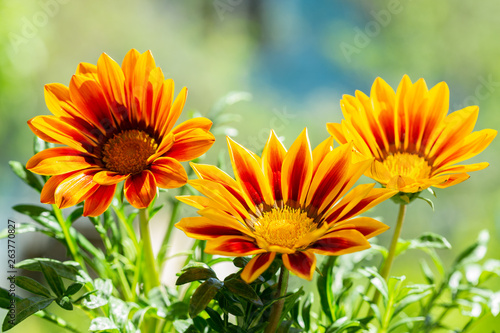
left=12, top=205, right=61, bottom=233
left=83, top=279, right=113, bottom=309
left=224, top=277, right=263, bottom=306
left=89, top=317, right=118, bottom=332
left=189, top=278, right=223, bottom=318
left=109, top=296, right=130, bottom=329
left=65, top=283, right=83, bottom=296
left=16, top=258, right=88, bottom=283
left=317, top=256, right=335, bottom=324
left=15, top=276, right=52, bottom=298
left=302, top=293, right=313, bottom=331
left=388, top=316, right=425, bottom=332
left=233, top=257, right=250, bottom=268
left=419, top=259, right=435, bottom=284
left=39, top=262, right=65, bottom=297
left=176, top=267, right=217, bottom=285
left=0, top=224, right=53, bottom=239
left=205, top=307, right=225, bottom=332
left=2, top=296, right=55, bottom=331
left=454, top=230, right=489, bottom=267
left=359, top=267, right=388, bottom=302
left=8, top=161, right=43, bottom=193
left=409, top=233, right=451, bottom=250
left=279, top=287, right=305, bottom=323
left=417, top=196, right=434, bottom=210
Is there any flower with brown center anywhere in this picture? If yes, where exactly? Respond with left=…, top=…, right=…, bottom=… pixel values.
left=176, top=129, right=397, bottom=283
left=328, top=75, right=497, bottom=195
left=27, top=49, right=215, bottom=216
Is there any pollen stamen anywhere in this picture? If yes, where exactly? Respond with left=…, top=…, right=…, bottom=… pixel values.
left=102, top=130, right=157, bottom=174
left=253, top=207, right=314, bottom=249
left=383, top=152, right=432, bottom=180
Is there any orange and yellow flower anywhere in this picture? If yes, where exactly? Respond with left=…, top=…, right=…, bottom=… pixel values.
left=27, top=49, right=215, bottom=216
left=328, top=75, right=496, bottom=194
left=176, top=129, right=397, bottom=283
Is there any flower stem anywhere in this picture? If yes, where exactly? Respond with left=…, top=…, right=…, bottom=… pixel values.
left=52, top=205, right=86, bottom=272
left=380, top=203, right=407, bottom=280
left=139, top=208, right=161, bottom=293
left=371, top=203, right=406, bottom=309
left=265, top=264, right=289, bottom=333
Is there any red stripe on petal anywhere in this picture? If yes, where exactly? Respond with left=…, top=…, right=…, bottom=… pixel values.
left=204, top=236, right=265, bottom=256
left=309, top=229, right=370, bottom=256
left=282, top=251, right=316, bottom=280
left=83, top=184, right=116, bottom=217
left=150, top=157, right=187, bottom=189
left=124, top=170, right=157, bottom=208
left=240, top=252, right=276, bottom=283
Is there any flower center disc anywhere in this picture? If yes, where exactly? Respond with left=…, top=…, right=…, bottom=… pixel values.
left=253, top=207, right=314, bottom=249
left=383, top=152, right=432, bottom=180
left=102, top=130, right=158, bottom=174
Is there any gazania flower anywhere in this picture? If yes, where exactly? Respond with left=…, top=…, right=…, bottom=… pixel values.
left=176, top=129, right=397, bottom=283
left=327, top=75, right=496, bottom=194
left=27, top=49, right=215, bottom=216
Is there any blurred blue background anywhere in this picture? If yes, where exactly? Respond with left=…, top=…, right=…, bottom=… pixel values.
left=1, top=0, right=499, bottom=331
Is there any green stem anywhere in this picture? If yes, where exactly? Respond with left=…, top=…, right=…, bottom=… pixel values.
left=372, top=203, right=406, bottom=309
left=139, top=208, right=161, bottom=293
left=264, top=264, right=289, bottom=333
left=380, top=203, right=407, bottom=280
left=157, top=188, right=186, bottom=269
left=112, top=205, right=139, bottom=250
left=35, top=310, right=82, bottom=333
left=52, top=205, right=86, bottom=272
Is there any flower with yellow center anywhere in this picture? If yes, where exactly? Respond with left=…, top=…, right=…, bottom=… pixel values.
left=327, top=75, right=497, bottom=194
left=27, top=49, right=215, bottom=216
left=176, top=129, right=397, bottom=283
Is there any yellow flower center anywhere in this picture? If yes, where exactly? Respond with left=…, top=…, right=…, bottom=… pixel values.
left=253, top=207, right=314, bottom=249
left=102, top=130, right=158, bottom=174
left=383, top=152, right=432, bottom=180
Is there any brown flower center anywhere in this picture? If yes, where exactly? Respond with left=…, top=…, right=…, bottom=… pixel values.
left=383, top=152, right=432, bottom=180
left=253, top=207, right=314, bottom=249
left=102, top=130, right=157, bottom=174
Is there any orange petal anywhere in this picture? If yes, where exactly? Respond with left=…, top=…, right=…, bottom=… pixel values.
left=166, top=128, right=215, bottom=162
left=93, top=171, right=130, bottom=185
left=262, top=130, right=287, bottom=202
left=326, top=122, right=348, bottom=145
left=44, top=83, right=78, bottom=118
left=191, top=163, right=253, bottom=211
left=150, top=157, right=187, bottom=188
left=172, top=116, right=213, bottom=134
left=28, top=116, right=96, bottom=153
left=282, top=251, right=316, bottom=280
left=281, top=128, right=313, bottom=206
left=433, top=173, right=470, bottom=189
left=83, top=184, right=116, bottom=217
left=41, top=173, right=78, bottom=205
left=76, top=62, right=98, bottom=80
left=154, top=79, right=175, bottom=134
left=97, top=52, right=126, bottom=116
left=240, top=252, right=276, bottom=283
left=69, top=75, right=114, bottom=134
left=204, top=236, right=266, bottom=256
left=312, top=136, right=333, bottom=176
left=309, top=229, right=370, bottom=256
left=227, top=137, right=274, bottom=206
left=176, top=214, right=249, bottom=240
left=54, top=169, right=100, bottom=209
left=27, top=147, right=95, bottom=175
left=124, top=170, right=157, bottom=208
left=331, top=217, right=389, bottom=239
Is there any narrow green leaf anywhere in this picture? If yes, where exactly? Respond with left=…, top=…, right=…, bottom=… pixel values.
left=454, top=230, right=489, bottom=267
left=205, top=307, right=225, bottom=332
left=39, top=262, right=65, bottom=297
left=67, top=208, right=84, bottom=225
left=12, top=205, right=61, bottom=232
left=15, top=276, right=52, bottom=298
left=410, top=233, right=451, bottom=250
left=417, top=196, right=434, bottom=210
left=302, top=293, right=313, bottom=331
left=359, top=267, right=388, bottom=302
left=56, top=296, right=73, bottom=310
left=16, top=258, right=87, bottom=283
left=0, top=224, right=53, bottom=239
left=176, top=267, right=217, bottom=285
left=2, top=296, right=55, bottom=331
left=65, top=283, right=83, bottom=296
left=279, top=287, right=305, bottom=323
left=317, top=256, right=336, bottom=324
left=189, top=278, right=223, bottom=318
left=420, top=259, right=435, bottom=284
left=8, top=161, right=43, bottom=193
left=388, top=316, right=425, bottom=332
left=224, top=277, right=262, bottom=306
left=83, top=279, right=113, bottom=309
left=233, top=257, right=250, bottom=268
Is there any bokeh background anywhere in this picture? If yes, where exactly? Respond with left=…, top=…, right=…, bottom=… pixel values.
left=1, top=0, right=499, bottom=331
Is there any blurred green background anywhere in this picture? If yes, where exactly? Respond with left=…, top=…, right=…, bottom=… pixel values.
left=1, top=0, right=499, bottom=331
